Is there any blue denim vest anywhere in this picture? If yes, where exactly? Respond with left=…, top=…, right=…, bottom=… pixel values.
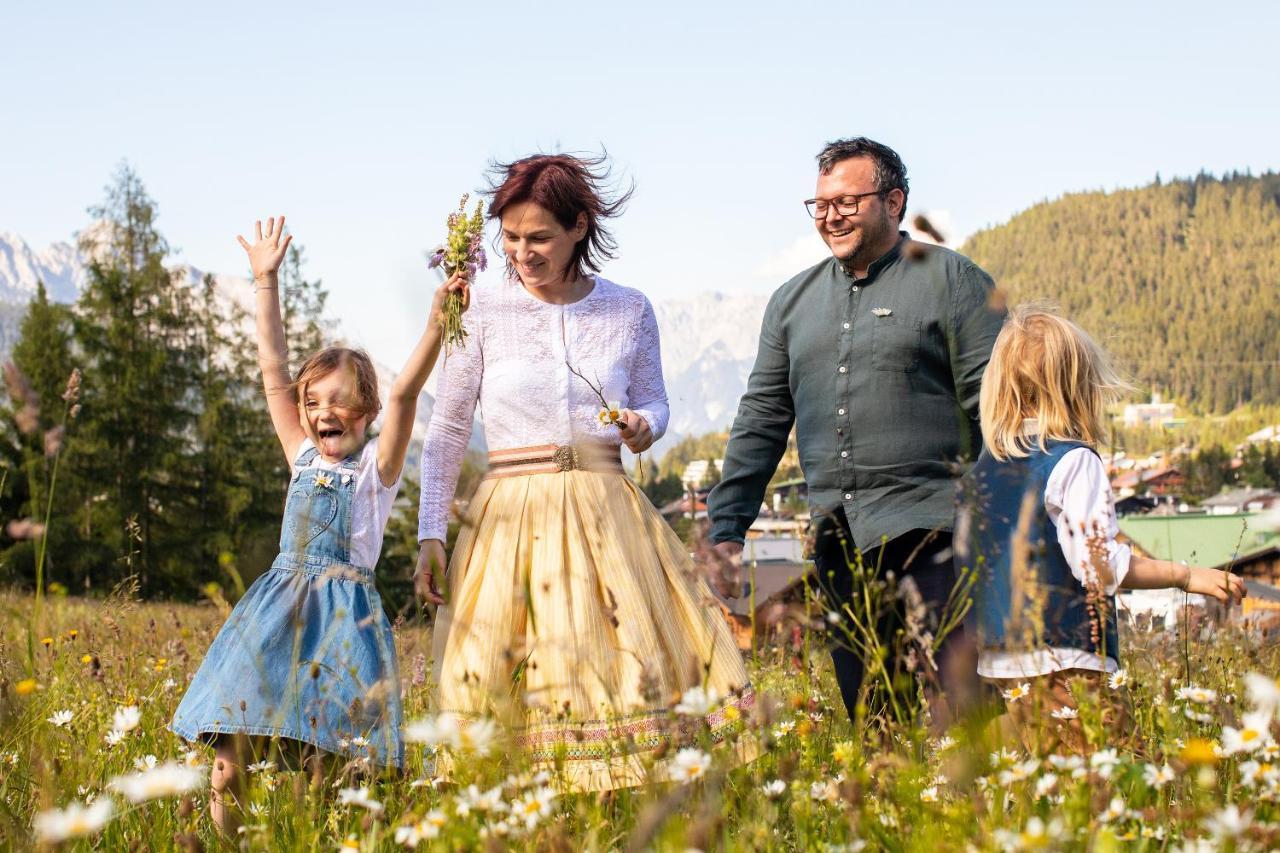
left=958, top=440, right=1121, bottom=662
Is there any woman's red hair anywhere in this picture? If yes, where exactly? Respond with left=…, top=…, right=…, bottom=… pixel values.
left=485, top=152, right=633, bottom=283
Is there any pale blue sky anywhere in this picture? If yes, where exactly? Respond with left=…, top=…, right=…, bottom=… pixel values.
left=3, top=1, right=1277, bottom=365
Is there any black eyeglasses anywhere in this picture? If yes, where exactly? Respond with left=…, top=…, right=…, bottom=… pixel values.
left=803, top=190, right=888, bottom=219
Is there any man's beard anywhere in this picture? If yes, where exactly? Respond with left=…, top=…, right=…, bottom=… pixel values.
left=836, top=212, right=895, bottom=268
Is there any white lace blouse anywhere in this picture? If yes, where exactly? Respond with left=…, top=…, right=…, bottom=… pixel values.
left=417, top=275, right=670, bottom=542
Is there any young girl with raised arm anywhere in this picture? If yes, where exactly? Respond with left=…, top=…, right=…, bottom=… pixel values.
left=171, top=216, right=467, bottom=834
left=958, top=305, right=1244, bottom=755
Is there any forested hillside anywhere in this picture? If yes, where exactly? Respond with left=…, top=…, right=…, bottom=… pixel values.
left=961, top=172, right=1280, bottom=413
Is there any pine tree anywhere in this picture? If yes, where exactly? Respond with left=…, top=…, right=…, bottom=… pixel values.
left=0, top=282, right=81, bottom=587
left=71, top=164, right=203, bottom=595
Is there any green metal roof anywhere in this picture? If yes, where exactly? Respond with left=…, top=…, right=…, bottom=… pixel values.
left=1118, top=513, right=1280, bottom=569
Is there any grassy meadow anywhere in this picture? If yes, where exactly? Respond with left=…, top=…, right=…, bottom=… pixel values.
left=2, top=585, right=1280, bottom=851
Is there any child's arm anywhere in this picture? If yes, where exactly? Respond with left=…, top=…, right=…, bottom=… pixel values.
left=375, top=272, right=470, bottom=488
left=236, top=217, right=305, bottom=463
left=1121, top=555, right=1245, bottom=604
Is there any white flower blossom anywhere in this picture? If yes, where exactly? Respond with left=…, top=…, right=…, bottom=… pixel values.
left=1090, top=748, right=1122, bottom=779
left=673, top=685, right=721, bottom=716
left=1222, top=711, right=1274, bottom=755
left=1204, top=804, right=1252, bottom=840
left=1002, top=683, right=1031, bottom=703
left=1143, top=763, right=1176, bottom=788
left=132, top=754, right=158, bottom=771
left=109, top=762, right=203, bottom=803
left=48, top=709, right=73, bottom=728
left=1050, top=706, right=1078, bottom=720
left=1176, top=686, right=1218, bottom=704
left=112, top=705, right=141, bottom=733
left=762, top=779, right=787, bottom=798
left=510, top=786, right=555, bottom=830
left=33, top=799, right=115, bottom=843
left=1245, top=673, right=1280, bottom=715
left=1108, top=670, right=1130, bottom=689
left=337, top=787, right=384, bottom=814
left=669, top=748, right=712, bottom=783
left=1034, top=772, right=1058, bottom=800
left=247, top=760, right=277, bottom=774
left=104, top=729, right=127, bottom=747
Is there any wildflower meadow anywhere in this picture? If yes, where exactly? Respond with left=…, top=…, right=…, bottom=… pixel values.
left=3, top=580, right=1280, bottom=851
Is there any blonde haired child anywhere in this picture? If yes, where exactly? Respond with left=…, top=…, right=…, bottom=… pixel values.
left=171, top=216, right=467, bottom=834
left=958, top=305, right=1243, bottom=754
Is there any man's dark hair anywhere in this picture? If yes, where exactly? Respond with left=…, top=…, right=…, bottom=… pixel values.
left=816, top=137, right=909, bottom=221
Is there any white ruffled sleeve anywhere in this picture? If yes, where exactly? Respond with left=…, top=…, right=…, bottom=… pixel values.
left=626, top=295, right=669, bottom=441
left=418, top=311, right=482, bottom=543
left=1044, top=447, right=1132, bottom=595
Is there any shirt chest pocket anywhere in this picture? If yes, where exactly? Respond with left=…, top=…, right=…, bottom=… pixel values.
left=871, top=314, right=923, bottom=373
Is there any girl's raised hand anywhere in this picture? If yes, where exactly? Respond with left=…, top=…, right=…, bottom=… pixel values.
left=236, top=216, right=293, bottom=282
left=430, top=271, right=471, bottom=322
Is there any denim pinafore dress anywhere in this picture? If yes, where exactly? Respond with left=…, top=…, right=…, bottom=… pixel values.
left=171, top=444, right=404, bottom=768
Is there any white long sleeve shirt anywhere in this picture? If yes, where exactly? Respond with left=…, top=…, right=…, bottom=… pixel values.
left=977, top=446, right=1133, bottom=679
left=417, top=275, right=669, bottom=542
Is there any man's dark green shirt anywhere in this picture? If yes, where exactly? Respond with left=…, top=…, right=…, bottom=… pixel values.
left=708, top=234, right=1006, bottom=549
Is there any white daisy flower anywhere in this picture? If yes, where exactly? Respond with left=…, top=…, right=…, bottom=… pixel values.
left=1143, top=763, right=1176, bottom=788
left=1001, top=683, right=1031, bottom=703
left=919, top=786, right=939, bottom=802
left=48, top=709, right=74, bottom=727
left=1204, top=803, right=1252, bottom=840
left=1245, top=673, right=1280, bottom=715
left=674, top=685, right=721, bottom=716
left=1176, top=686, right=1218, bottom=704
left=1108, top=670, right=1130, bottom=689
left=1222, top=711, right=1274, bottom=755
left=669, top=748, right=712, bottom=783
left=761, top=779, right=787, bottom=798
left=132, top=754, right=158, bottom=771
left=104, top=729, right=127, bottom=747
left=246, top=760, right=276, bottom=774
left=510, top=786, right=555, bottom=830
left=1090, top=748, right=1122, bottom=780
left=1034, top=772, right=1058, bottom=800
left=1099, top=795, right=1128, bottom=823
left=1050, top=706, right=1079, bottom=720
left=33, top=799, right=115, bottom=843
left=997, top=759, right=1040, bottom=786
left=112, top=705, right=141, bottom=733
left=337, top=787, right=384, bottom=814
left=109, top=762, right=203, bottom=803
left=772, top=720, right=796, bottom=738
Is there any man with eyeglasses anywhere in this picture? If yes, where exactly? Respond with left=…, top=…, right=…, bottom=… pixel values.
left=707, top=137, right=1005, bottom=727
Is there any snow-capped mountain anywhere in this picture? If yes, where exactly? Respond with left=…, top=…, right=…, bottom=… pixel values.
left=651, top=291, right=769, bottom=454
left=0, top=230, right=773, bottom=457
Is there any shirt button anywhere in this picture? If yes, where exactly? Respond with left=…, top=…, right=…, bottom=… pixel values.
left=838, top=365, right=847, bottom=373
left=842, top=322, right=851, bottom=330
left=851, top=285, right=860, bottom=292
left=838, top=408, right=846, bottom=415
left=844, top=493, right=853, bottom=501
left=841, top=451, right=849, bottom=458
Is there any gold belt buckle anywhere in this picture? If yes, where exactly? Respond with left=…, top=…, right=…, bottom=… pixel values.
left=551, top=445, right=580, bottom=472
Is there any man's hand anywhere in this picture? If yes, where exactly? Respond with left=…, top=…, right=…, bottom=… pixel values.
left=414, top=539, right=448, bottom=606
left=617, top=410, right=654, bottom=453
left=706, top=540, right=744, bottom=599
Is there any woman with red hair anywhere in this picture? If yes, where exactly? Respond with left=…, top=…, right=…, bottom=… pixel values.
left=415, top=153, right=756, bottom=791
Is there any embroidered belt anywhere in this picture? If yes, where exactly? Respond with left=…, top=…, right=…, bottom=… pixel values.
left=485, top=444, right=624, bottom=479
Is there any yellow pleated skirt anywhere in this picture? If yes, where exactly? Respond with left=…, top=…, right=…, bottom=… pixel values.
left=431, top=468, right=757, bottom=791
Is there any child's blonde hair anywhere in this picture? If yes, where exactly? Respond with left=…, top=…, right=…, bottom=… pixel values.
left=979, top=304, right=1130, bottom=461
left=291, top=346, right=382, bottom=422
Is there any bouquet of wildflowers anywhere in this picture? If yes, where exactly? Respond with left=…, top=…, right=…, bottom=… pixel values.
left=428, top=194, right=487, bottom=351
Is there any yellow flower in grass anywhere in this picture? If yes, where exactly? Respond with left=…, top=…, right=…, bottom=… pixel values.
left=80, top=654, right=93, bottom=665
left=722, top=704, right=741, bottom=723
left=15, top=678, right=39, bottom=696
left=41, top=636, right=54, bottom=647
left=1180, top=737, right=1221, bottom=765
left=66, top=629, right=78, bottom=640
left=833, top=740, right=857, bottom=766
